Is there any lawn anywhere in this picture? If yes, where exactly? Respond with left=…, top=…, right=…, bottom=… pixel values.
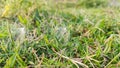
left=0, top=0, right=120, bottom=68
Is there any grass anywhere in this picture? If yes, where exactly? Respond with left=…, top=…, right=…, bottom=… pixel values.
left=0, top=0, right=120, bottom=68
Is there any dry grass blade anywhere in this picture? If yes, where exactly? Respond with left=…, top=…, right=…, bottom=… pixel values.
left=105, top=52, right=120, bottom=68
left=32, top=48, right=40, bottom=62
left=36, top=53, right=45, bottom=68
left=52, top=48, right=89, bottom=68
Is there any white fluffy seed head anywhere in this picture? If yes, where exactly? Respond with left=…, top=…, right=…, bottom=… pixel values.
left=16, top=28, right=25, bottom=43
left=18, top=28, right=25, bottom=37
left=11, top=27, right=26, bottom=44
left=55, top=27, right=70, bottom=43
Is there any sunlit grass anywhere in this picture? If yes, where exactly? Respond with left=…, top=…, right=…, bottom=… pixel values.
left=0, top=0, right=120, bottom=68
